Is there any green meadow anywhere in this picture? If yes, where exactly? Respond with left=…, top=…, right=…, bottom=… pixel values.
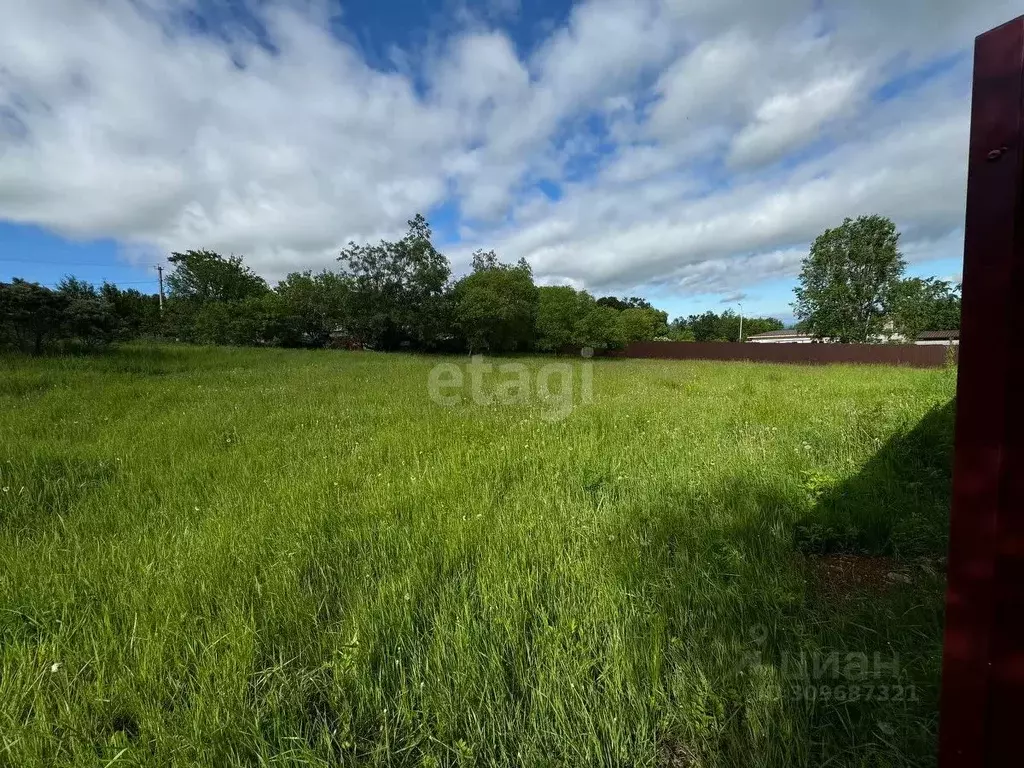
left=0, top=345, right=955, bottom=767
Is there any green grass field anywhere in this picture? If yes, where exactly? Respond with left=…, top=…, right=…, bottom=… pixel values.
left=0, top=345, right=956, bottom=767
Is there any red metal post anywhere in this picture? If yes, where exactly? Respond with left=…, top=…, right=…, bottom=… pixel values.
left=939, top=15, right=1024, bottom=767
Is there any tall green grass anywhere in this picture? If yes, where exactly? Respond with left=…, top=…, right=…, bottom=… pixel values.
left=0, top=345, right=955, bottom=766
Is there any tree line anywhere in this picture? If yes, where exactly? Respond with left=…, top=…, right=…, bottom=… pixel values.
left=0, top=277, right=158, bottom=355
left=3, top=213, right=954, bottom=356
left=0, top=214, right=785, bottom=355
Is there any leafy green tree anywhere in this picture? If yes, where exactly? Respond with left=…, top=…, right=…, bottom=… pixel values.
left=686, top=311, right=722, bottom=342
left=453, top=251, right=538, bottom=354
left=574, top=305, right=625, bottom=350
left=161, top=299, right=199, bottom=342
left=649, top=308, right=670, bottom=337
left=0, top=278, right=117, bottom=353
left=597, top=295, right=652, bottom=311
left=0, top=280, right=69, bottom=354
left=671, top=311, right=782, bottom=342
left=716, top=309, right=743, bottom=342
left=793, top=215, right=906, bottom=342
left=669, top=326, right=696, bottom=341
left=55, top=276, right=98, bottom=301
left=55, top=278, right=116, bottom=347
left=235, top=294, right=290, bottom=346
left=535, top=286, right=595, bottom=351
left=192, top=294, right=287, bottom=347
left=338, top=214, right=451, bottom=349
left=618, top=307, right=662, bottom=343
left=274, top=270, right=352, bottom=347
left=191, top=301, right=233, bottom=345
left=101, top=283, right=162, bottom=340
left=167, top=250, right=270, bottom=303
left=889, top=277, right=961, bottom=341
left=595, top=296, right=626, bottom=311
left=667, top=317, right=693, bottom=341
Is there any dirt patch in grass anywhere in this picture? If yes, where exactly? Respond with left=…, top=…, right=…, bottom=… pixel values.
left=659, top=739, right=697, bottom=768
left=807, top=554, right=917, bottom=600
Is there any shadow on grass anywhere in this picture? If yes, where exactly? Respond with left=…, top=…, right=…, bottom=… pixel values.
left=603, top=401, right=956, bottom=765
left=614, top=405, right=958, bottom=765
left=795, top=399, right=956, bottom=558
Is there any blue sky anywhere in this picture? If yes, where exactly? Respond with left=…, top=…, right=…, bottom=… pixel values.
left=1, top=0, right=1013, bottom=322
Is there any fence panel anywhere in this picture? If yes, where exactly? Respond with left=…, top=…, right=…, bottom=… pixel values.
left=588, top=341, right=957, bottom=368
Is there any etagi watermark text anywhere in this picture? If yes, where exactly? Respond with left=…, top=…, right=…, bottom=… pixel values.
left=427, top=350, right=594, bottom=422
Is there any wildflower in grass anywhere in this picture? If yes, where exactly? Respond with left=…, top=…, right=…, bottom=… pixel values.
left=50, top=663, right=61, bottom=673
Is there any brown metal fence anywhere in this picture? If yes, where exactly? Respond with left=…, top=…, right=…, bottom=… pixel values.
left=589, top=341, right=957, bottom=368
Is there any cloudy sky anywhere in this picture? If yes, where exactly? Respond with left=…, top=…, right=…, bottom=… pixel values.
left=0, top=0, right=1016, bottom=321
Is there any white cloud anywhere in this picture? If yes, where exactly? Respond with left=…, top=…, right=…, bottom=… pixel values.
left=598, top=144, right=685, bottom=185
left=728, top=71, right=865, bottom=168
left=0, top=0, right=1011, bottom=293
left=647, top=31, right=759, bottom=138
left=0, top=0, right=465, bottom=277
left=456, top=77, right=969, bottom=293
left=533, top=0, right=674, bottom=105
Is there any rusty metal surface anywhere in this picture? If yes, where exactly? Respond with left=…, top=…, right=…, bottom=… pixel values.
left=939, top=15, right=1024, bottom=768
left=597, top=341, right=956, bottom=368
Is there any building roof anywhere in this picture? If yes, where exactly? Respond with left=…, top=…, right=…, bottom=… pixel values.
left=748, top=329, right=960, bottom=341
left=748, top=329, right=809, bottom=339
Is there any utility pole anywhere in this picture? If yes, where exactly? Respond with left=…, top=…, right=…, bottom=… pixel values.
left=156, top=264, right=165, bottom=313
left=738, top=303, right=744, bottom=342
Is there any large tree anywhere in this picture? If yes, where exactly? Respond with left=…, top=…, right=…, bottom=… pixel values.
left=535, top=286, right=595, bottom=351
left=274, top=270, right=352, bottom=347
left=167, top=250, right=269, bottom=303
left=686, top=311, right=724, bottom=342
left=618, top=307, right=667, bottom=343
left=453, top=251, right=538, bottom=354
left=574, top=305, right=626, bottom=350
left=337, top=214, right=451, bottom=349
left=793, top=215, right=906, bottom=343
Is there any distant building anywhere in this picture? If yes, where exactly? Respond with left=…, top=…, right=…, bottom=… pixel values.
left=747, top=329, right=820, bottom=344
left=916, top=330, right=960, bottom=346
left=747, top=328, right=960, bottom=345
